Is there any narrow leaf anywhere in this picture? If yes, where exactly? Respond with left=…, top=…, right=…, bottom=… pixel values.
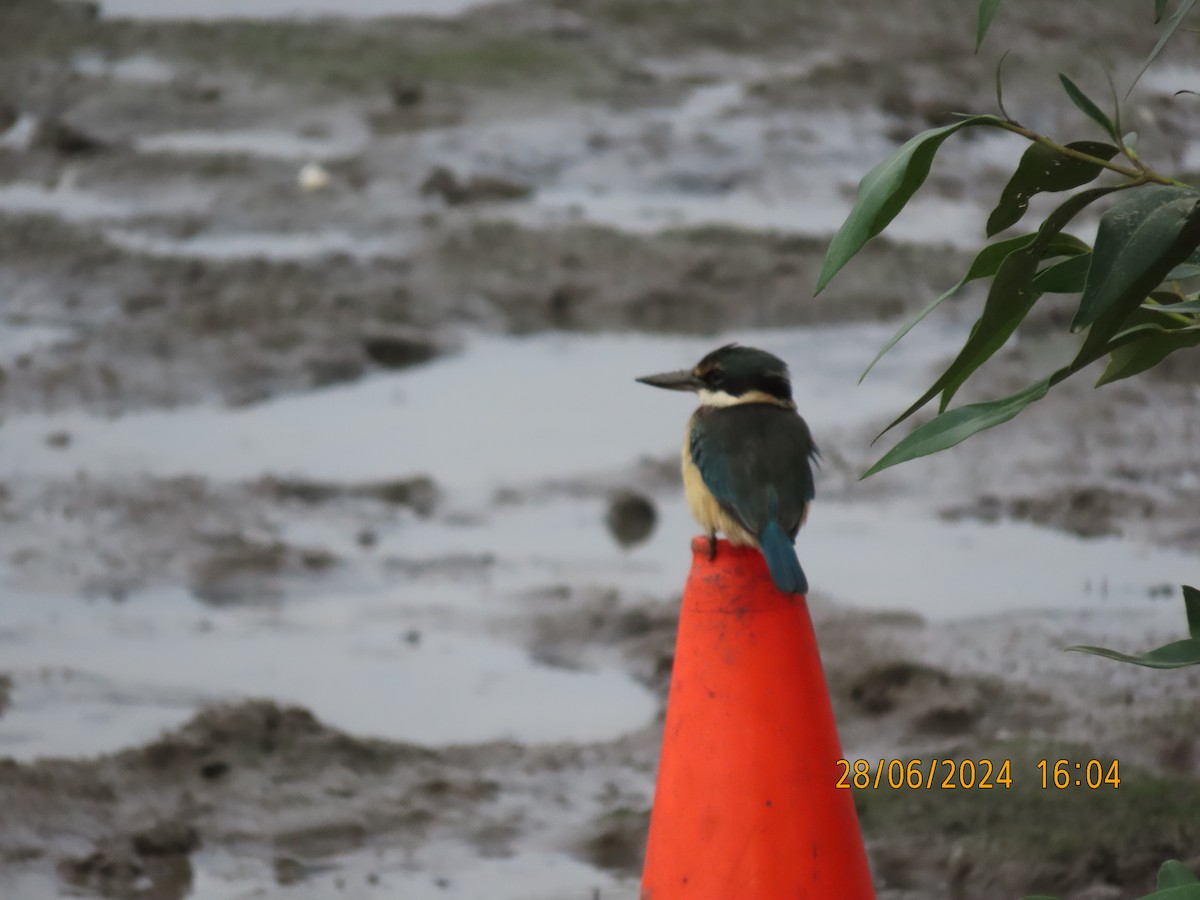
left=860, top=233, right=1087, bottom=382
left=987, top=141, right=1119, bottom=236
left=1146, top=300, right=1200, bottom=312
left=1166, top=248, right=1200, bottom=280
left=864, top=379, right=1050, bottom=476
left=939, top=187, right=1122, bottom=410
left=817, top=115, right=1005, bottom=293
left=1060, top=74, right=1120, bottom=139
left=1185, top=586, right=1200, bottom=640
left=1096, top=324, right=1200, bottom=385
left=1067, top=638, right=1200, bottom=669
left=1033, top=253, right=1091, bottom=293
left=1069, top=303, right=1173, bottom=382
left=1159, top=860, right=1200, bottom=888
left=976, top=0, right=1005, bottom=50
left=1073, top=185, right=1200, bottom=330
left=1136, top=885, right=1200, bottom=900
left=1130, top=0, right=1199, bottom=96
left=877, top=187, right=1118, bottom=436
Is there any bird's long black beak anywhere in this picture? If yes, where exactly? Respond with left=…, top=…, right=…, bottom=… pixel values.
left=636, top=369, right=703, bottom=392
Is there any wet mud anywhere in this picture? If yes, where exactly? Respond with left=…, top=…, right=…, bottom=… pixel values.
left=2, top=0, right=1200, bottom=898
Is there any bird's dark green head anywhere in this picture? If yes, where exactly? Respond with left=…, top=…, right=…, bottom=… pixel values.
left=636, top=344, right=794, bottom=407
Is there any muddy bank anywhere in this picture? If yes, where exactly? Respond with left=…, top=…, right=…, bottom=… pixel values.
left=0, top=212, right=967, bottom=414
left=1, top=1, right=1199, bottom=899
left=5, top=590, right=1200, bottom=900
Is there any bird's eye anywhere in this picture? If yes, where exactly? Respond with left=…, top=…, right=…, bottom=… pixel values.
left=707, top=370, right=725, bottom=387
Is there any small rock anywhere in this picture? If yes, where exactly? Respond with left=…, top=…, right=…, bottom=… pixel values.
left=298, top=161, right=330, bottom=192
left=45, top=430, right=72, bottom=449
left=361, top=328, right=439, bottom=370
left=606, top=491, right=658, bottom=548
left=33, top=119, right=108, bottom=155
left=358, top=476, right=440, bottom=516
left=198, top=759, right=229, bottom=780
left=849, top=661, right=949, bottom=715
left=419, top=166, right=533, bottom=205
left=389, top=79, right=425, bottom=108
left=577, top=809, right=649, bottom=877
left=131, top=821, right=200, bottom=857
left=274, top=855, right=308, bottom=886
left=298, top=548, right=338, bottom=571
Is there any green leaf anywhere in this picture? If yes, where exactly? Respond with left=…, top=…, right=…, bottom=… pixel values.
left=1059, top=74, right=1120, bottom=140
left=1159, top=860, right=1200, bottom=888
left=864, top=378, right=1050, bottom=476
left=976, top=0, right=1005, bottom=50
left=987, top=141, right=1119, bottom=236
left=1136, top=884, right=1200, bottom=900
left=877, top=187, right=1118, bottom=436
left=1155, top=0, right=1169, bottom=23
left=1068, top=638, right=1200, bottom=669
left=1185, top=585, right=1200, bottom=640
left=1073, top=185, right=1200, bottom=330
left=1033, top=253, right=1092, bottom=293
left=1130, top=0, right=1199, bottom=96
left=860, top=233, right=1087, bottom=383
left=816, top=115, right=1005, bottom=293
left=1096, top=323, right=1200, bottom=385
left=1145, top=299, right=1200, bottom=312
left=1166, top=248, right=1200, bottom=280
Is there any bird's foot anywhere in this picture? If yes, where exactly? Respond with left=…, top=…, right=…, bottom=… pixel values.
left=706, top=534, right=717, bottom=561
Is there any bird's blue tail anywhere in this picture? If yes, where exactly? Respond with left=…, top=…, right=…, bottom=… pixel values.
left=760, top=519, right=808, bottom=595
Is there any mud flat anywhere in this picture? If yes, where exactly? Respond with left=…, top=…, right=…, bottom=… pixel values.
left=2, top=0, right=1200, bottom=898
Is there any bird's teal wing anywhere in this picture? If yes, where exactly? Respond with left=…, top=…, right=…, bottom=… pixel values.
left=689, top=405, right=816, bottom=539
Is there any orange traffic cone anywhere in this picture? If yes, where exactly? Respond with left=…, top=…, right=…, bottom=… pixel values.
left=641, top=537, right=875, bottom=900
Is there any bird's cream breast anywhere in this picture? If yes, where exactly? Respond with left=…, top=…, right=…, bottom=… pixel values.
left=680, top=429, right=757, bottom=546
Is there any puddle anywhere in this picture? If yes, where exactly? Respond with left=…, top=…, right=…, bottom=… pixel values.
left=134, top=124, right=369, bottom=162
left=515, top=182, right=985, bottom=246
left=0, top=178, right=209, bottom=222
left=72, top=52, right=176, bottom=84
left=0, top=583, right=657, bottom=761
left=99, top=0, right=492, bottom=19
left=383, top=488, right=1200, bottom=623
left=106, top=228, right=409, bottom=262
left=412, top=90, right=1003, bottom=247
left=0, top=324, right=957, bottom=487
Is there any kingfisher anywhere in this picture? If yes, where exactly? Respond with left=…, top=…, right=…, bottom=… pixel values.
left=637, top=344, right=818, bottom=595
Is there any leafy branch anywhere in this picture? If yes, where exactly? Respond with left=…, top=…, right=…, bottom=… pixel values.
left=817, top=2, right=1200, bottom=478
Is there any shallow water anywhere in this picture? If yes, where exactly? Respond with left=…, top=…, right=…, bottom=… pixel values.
left=106, top=227, right=408, bottom=262
left=0, top=579, right=657, bottom=761
left=2, top=323, right=1191, bottom=765
left=0, top=325, right=951, bottom=486
left=134, top=125, right=370, bottom=162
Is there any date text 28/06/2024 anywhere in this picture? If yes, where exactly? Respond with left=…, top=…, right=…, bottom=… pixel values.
left=836, top=759, right=1122, bottom=791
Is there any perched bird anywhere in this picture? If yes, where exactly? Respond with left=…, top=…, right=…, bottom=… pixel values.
left=637, top=344, right=819, bottom=595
